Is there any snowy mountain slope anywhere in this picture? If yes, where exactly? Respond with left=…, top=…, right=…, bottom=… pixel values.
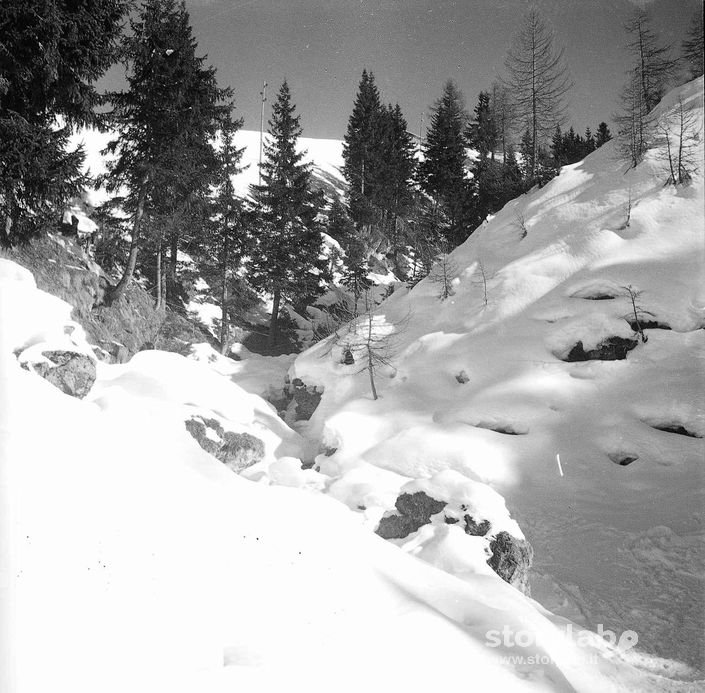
left=69, top=127, right=346, bottom=207
left=2, top=260, right=694, bottom=692
left=290, top=78, right=705, bottom=674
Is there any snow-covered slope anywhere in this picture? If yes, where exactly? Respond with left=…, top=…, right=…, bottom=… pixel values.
left=1, top=184, right=697, bottom=690
left=291, top=78, right=705, bottom=674
left=69, top=127, right=346, bottom=205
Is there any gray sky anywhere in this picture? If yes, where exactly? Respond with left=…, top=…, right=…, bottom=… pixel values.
left=107, top=0, right=702, bottom=140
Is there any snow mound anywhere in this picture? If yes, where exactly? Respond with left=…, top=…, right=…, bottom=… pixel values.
left=291, top=78, right=705, bottom=674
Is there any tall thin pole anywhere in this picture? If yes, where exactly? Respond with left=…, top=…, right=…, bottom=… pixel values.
left=258, top=81, right=267, bottom=187
left=418, top=112, right=424, bottom=155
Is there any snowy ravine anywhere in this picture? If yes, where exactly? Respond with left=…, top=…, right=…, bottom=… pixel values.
left=288, top=79, right=705, bottom=677
left=3, top=265, right=695, bottom=692
left=0, top=79, right=702, bottom=692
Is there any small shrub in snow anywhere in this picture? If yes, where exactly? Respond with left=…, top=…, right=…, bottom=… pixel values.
left=621, top=284, right=651, bottom=343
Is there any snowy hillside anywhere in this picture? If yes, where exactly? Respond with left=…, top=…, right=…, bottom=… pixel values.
left=291, top=78, right=705, bottom=675
left=3, top=260, right=693, bottom=692
left=70, top=127, right=345, bottom=206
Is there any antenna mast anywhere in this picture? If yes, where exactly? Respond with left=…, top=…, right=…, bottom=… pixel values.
left=259, top=81, right=267, bottom=187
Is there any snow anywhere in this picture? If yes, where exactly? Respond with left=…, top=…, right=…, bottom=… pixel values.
left=2, top=79, right=704, bottom=691
left=291, top=78, right=705, bottom=674
left=1, top=223, right=693, bottom=693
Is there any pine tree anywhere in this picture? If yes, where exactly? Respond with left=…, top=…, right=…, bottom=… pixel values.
left=0, top=0, right=129, bottom=244
left=250, top=80, right=325, bottom=352
left=504, top=6, right=572, bottom=179
left=682, top=10, right=704, bottom=78
left=343, top=69, right=386, bottom=228
left=624, top=10, right=678, bottom=112
left=208, top=107, right=246, bottom=352
left=103, top=0, right=229, bottom=304
left=583, top=127, right=596, bottom=155
left=419, top=80, right=471, bottom=246
left=595, top=122, right=612, bottom=147
left=551, top=125, right=566, bottom=169
left=378, top=103, right=416, bottom=271
left=467, top=91, right=498, bottom=160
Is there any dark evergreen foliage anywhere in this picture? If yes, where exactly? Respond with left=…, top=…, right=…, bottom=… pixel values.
left=250, top=80, right=326, bottom=352
left=103, top=0, right=230, bottom=303
left=0, top=0, right=129, bottom=244
left=419, top=80, right=472, bottom=245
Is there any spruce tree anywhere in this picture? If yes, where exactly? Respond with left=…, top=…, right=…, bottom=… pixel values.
left=682, top=11, right=704, bottom=78
left=595, top=122, right=612, bottom=147
left=103, top=0, right=229, bottom=304
left=343, top=69, right=385, bottom=228
left=419, top=80, right=471, bottom=246
left=250, top=80, right=324, bottom=352
left=467, top=91, right=498, bottom=160
left=207, top=107, right=246, bottom=352
left=0, top=0, right=129, bottom=244
left=504, top=6, right=572, bottom=180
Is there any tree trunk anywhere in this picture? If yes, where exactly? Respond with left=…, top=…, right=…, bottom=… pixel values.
left=168, top=232, right=178, bottom=306
left=155, top=236, right=163, bottom=310
left=109, top=177, right=148, bottom=304
left=268, top=287, right=281, bottom=353
left=220, top=234, right=229, bottom=354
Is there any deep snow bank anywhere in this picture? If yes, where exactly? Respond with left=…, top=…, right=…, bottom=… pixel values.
left=0, top=247, right=691, bottom=689
left=291, top=78, right=705, bottom=673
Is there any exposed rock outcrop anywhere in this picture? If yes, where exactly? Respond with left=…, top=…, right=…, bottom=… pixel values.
left=376, top=491, right=447, bottom=539
left=185, top=415, right=265, bottom=473
left=487, top=531, right=534, bottom=594
left=564, top=336, right=638, bottom=362
left=375, top=480, right=533, bottom=594
left=22, top=350, right=96, bottom=398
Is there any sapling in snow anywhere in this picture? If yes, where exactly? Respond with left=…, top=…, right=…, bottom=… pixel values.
left=622, top=284, right=651, bottom=343
left=429, top=246, right=459, bottom=300
left=325, top=291, right=409, bottom=400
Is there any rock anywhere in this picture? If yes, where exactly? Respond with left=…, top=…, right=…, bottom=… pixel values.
left=292, top=379, right=321, bottom=420
left=455, top=370, right=470, bottom=384
left=220, top=432, right=265, bottom=473
left=564, top=336, right=638, bottom=362
left=23, top=350, right=96, bottom=398
left=487, top=531, right=533, bottom=594
left=464, top=515, right=491, bottom=536
left=268, top=377, right=322, bottom=421
left=376, top=483, right=533, bottom=594
left=184, top=415, right=264, bottom=473
left=376, top=491, right=447, bottom=539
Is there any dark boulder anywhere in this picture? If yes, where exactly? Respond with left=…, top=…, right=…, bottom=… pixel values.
left=564, top=336, right=638, bottom=362
left=23, top=350, right=96, bottom=398
left=376, top=491, right=447, bottom=539
left=487, top=531, right=534, bottom=594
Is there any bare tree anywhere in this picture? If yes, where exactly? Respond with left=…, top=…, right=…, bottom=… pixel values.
left=622, top=285, right=651, bottom=343
left=490, top=81, right=517, bottom=163
left=471, top=258, right=491, bottom=307
left=614, top=69, right=652, bottom=168
left=656, top=96, right=701, bottom=185
left=325, top=292, right=409, bottom=400
left=624, top=10, right=678, bottom=113
left=682, top=10, right=704, bottom=79
left=503, top=5, right=572, bottom=178
left=430, top=250, right=458, bottom=300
